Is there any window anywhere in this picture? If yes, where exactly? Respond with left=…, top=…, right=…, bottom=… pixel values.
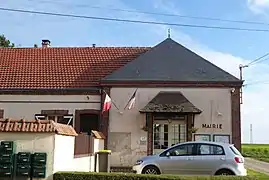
left=171, top=124, right=186, bottom=145
left=0, top=109, right=4, bottom=118
left=197, top=144, right=225, bottom=155
left=154, top=124, right=169, bottom=149
left=167, top=144, right=196, bottom=156
left=35, top=110, right=73, bottom=126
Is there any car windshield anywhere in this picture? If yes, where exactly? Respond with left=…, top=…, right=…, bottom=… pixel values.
left=230, top=145, right=242, bottom=156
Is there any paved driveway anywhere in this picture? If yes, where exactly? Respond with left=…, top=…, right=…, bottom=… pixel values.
left=245, top=157, right=269, bottom=175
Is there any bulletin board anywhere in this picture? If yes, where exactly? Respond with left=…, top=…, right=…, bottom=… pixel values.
left=213, top=134, right=230, bottom=143
left=194, top=134, right=211, bottom=141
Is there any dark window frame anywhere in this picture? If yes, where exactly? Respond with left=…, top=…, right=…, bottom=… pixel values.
left=160, top=143, right=197, bottom=157
left=35, top=109, right=73, bottom=126
left=74, top=109, right=100, bottom=134
left=196, top=143, right=225, bottom=156
left=0, top=109, right=4, bottom=118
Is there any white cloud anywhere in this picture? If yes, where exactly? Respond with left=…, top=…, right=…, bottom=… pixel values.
left=247, top=0, right=269, bottom=15
left=152, top=0, right=269, bottom=143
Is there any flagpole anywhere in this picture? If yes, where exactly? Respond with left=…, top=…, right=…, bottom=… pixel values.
left=103, top=90, right=120, bottom=111
left=124, top=88, right=138, bottom=110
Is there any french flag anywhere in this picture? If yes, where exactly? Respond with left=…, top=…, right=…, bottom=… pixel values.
left=102, top=93, right=112, bottom=113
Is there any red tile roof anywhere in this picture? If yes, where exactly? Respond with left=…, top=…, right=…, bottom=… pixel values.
left=92, top=130, right=105, bottom=139
left=0, top=47, right=150, bottom=89
left=0, top=119, right=77, bottom=136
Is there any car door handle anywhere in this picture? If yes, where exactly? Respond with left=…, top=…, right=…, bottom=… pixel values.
left=187, top=157, right=193, bottom=160
left=220, top=157, right=225, bottom=161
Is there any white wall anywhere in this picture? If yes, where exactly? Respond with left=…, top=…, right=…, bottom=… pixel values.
left=73, top=156, right=95, bottom=172
left=94, top=138, right=104, bottom=153
left=109, top=87, right=232, bottom=166
left=53, top=135, right=75, bottom=172
left=0, top=95, right=101, bottom=124
left=54, top=135, right=105, bottom=173
left=0, top=133, right=55, bottom=180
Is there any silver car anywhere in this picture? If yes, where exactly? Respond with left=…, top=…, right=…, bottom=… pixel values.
left=132, top=141, right=247, bottom=176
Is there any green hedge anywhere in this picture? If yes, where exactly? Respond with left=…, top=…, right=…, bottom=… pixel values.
left=54, top=172, right=258, bottom=180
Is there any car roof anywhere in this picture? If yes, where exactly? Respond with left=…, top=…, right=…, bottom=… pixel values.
left=179, top=141, right=232, bottom=147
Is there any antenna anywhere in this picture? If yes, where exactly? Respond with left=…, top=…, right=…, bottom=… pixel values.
left=250, top=124, right=253, bottom=144
left=168, top=28, right=171, bottom=38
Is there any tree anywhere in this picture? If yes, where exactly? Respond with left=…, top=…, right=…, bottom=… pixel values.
left=0, top=35, right=15, bottom=47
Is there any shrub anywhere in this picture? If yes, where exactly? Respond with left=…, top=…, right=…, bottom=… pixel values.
left=54, top=172, right=258, bottom=180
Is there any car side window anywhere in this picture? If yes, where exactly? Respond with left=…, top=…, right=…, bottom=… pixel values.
left=168, top=144, right=196, bottom=156
left=197, top=144, right=225, bottom=155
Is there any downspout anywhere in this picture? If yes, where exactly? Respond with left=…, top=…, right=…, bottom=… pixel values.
left=100, top=87, right=104, bottom=132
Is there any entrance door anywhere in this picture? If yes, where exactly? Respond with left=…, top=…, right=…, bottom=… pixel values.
left=153, top=120, right=187, bottom=154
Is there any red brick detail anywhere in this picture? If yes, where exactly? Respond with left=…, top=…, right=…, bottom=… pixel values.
left=231, top=88, right=241, bottom=152
left=100, top=87, right=110, bottom=149
left=0, top=47, right=149, bottom=89
left=0, top=119, right=77, bottom=136
left=0, top=110, right=4, bottom=118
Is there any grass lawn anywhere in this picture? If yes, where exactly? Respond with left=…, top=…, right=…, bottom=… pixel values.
left=242, top=144, right=269, bottom=162
left=247, top=168, right=269, bottom=178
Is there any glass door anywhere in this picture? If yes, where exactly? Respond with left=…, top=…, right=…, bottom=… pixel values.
left=153, top=120, right=187, bottom=154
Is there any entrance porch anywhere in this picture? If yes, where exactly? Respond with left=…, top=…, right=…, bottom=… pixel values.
left=139, top=91, right=201, bottom=155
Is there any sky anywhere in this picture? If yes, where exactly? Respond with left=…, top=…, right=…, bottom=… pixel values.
left=1, top=0, right=269, bottom=143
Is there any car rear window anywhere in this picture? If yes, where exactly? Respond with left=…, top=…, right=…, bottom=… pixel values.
left=230, top=145, right=242, bottom=156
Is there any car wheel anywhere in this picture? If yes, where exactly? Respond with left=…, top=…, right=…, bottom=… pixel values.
left=142, top=166, right=160, bottom=175
left=215, top=169, right=234, bottom=176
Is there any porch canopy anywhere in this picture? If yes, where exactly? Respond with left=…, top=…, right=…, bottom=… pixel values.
left=139, top=91, right=201, bottom=113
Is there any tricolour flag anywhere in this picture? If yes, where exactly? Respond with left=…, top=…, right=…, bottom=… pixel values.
left=102, top=93, right=112, bottom=113
left=124, top=89, right=137, bottom=110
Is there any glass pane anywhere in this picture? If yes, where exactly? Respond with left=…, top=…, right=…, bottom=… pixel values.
left=153, top=123, right=169, bottom=149
left=164, top=124, right=168, bottom=133
left=198, top=144, right=225, bottom=155
left=170, top=144, right=195, bottom=156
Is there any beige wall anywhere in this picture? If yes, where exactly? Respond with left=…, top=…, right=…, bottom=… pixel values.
left=0, top=95, right=100, bottom=125
left=108, top=87, right=232, bottom=166
left=0, top=133, right=55, bottom=180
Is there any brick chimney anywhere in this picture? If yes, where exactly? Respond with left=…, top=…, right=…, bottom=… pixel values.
left=42, top=40, right=51, bottom=48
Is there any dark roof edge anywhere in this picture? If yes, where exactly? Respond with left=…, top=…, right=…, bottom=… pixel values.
left=100, top=80, right=243, bottom=87
left=0, top=87, right=101, bottom=92
left=139, top=110, right=202, bottom=114
left=0, top=87, right=102, bottom=95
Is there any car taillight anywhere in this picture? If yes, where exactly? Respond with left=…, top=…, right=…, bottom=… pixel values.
left=234, top=156, right=244, bottom=163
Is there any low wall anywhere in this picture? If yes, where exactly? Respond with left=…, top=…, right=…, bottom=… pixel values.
left=70, top=138, right=104, bottom=172
left=73, top=155, right=95, bottom=172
